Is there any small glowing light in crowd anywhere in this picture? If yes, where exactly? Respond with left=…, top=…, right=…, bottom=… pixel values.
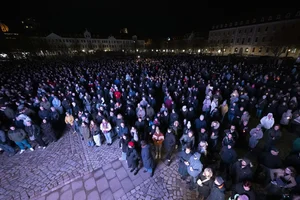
left=122, top=49, right=124, bottom=52
left=156, top=49, right=158, bottom=52
left=288, top=49, right=291, bottom=52
left=136, top=49, right=139, bottom=52
left=163, top=50, right=165, bottom=52
left=0, top=53, right=8, bottom=58
left=217, top=49, right=221, bottom=53
left=151, top=49, right=154, bottom=51
left=223, top=48, right=226, bottom=52
left=25, top=26, right=28, bottom=28
left=82, top=49, right=85, bottom=52
left=137, top=55, right=140, bottom=58
left=167, top=37, right=170, bottom=41
left=245, top=48, right=249, bottom=52
left=198, top=49, right=201, bottom=53
left=104, top=50, right=107, bottom=52
left=182, top=50, right=185, bottom=52
left=172, top=50, right=174, bottom=52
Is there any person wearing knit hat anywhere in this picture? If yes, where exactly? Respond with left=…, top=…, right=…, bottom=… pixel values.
left=126, top=141, right=139, bottom=175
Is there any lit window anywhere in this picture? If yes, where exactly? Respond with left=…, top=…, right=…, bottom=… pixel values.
left=245, top=48, right=249, bottom=52
left=259, top=47, right=262, bottom=52
left=252, top=48, right=255, bottom=52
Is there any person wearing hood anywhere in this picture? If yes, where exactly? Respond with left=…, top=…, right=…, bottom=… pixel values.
left=207, top=176, right=226, bottom=200
left=265, top=124, right=282, bottom=151
left=260, top=113, right=274, bottom=130
left=164, top=128, right=176, bottom=166
left=141, top=140, right=155, bottom=177
left=41, top=119, right=57, bottom=143
left=231, top=158, right=254, bottom=184
left=249, top=124, right=263, bottom=150
left=187, top=152, right=203, bottom=190
left=280, top=109, right=292, bottom=126
left=240, top=111, right=250, bottom=125
left=180, top=131, right=195, bottom=151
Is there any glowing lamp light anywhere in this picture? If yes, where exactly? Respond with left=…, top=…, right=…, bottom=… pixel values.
left=152, top=49, right=154, bottom=51
left=104, top=49, right=107, bottom=52
left=172, top=50, right=174, bottom=52
left=217, top=49, right=221, bottom=53
left=182, top=50, right=185, bottom=52
left=82, top=49, right=85, bottom=52
left=137, top=55, right=140, bottom=58
left=136, top=49, right=139, bottom=52
left=156, top=49, right=158, bottom=52
left=163, top=49, right=165, bottom=52
left=198, top=49, right=201, bottom=53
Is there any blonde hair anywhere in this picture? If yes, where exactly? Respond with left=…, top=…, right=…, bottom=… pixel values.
left=203, top=168, right=213, bottom=178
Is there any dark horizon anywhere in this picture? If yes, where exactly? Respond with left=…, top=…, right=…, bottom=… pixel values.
left=1, top=2, right=297, bottom=39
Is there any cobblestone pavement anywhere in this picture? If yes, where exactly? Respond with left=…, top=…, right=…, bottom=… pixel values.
left=34, top=158, right=197, bottom=200
left=0, top=132, right=121, bottom=200
left=0, top=127, right=297, bottom=200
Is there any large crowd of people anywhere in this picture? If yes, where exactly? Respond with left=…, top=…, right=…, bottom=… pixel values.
left=0, top=56, right=300, bottom=200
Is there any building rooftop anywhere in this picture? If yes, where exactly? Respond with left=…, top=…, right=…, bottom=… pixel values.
left=211, top=10, right=300, bottom=30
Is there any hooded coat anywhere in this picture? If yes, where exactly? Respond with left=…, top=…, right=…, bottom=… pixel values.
left=249, top=125, right=263, bottom=148
left=260, top=113, right=275, bottom=130
left=187, top=152, right=203, bottom=177
left=280, top=110, right=292, bottom=125
left=164, top=132, right=176, bottom=150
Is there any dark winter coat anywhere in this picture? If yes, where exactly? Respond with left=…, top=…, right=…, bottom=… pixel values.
left=164, top=132, right=176, bottom=150
left=180, top=135, right=195, bottom=149
left=197, top=175, right=213, bottom=198
left=25, top=124, right=41, bottom=138
left=178, top=150, right=192, bottom=177
left=8, top=129, right=27, bottom=142
left=119, top=137, right=130, bottom=153
left=231, top=159, right=253, bottom=183
left=41, top=122, right=56, bottom=137
left=207, top=184, right=225, bottom=200
left=220, top=146, right=237, bottom=164
left=141, top=144, right=154, bottom=169
left=194, top=119, right=207, bottom=131
left=126, top=148, right=139, bottom=169
left=232, top=182, right=256, bottom=200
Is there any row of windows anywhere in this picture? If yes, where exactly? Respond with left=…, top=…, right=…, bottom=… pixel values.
left=210, top=36, right=273, bottom=44
left=210, top=23, right=297, bottom=37
left=212, top=47, right=297, bottom=54
left=44, top=38, right=134, bottom=44
left=50, top=44, right=134, bottom=48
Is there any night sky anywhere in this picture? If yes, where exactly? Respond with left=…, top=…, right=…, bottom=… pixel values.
left=2, top=2, right=297, bottom=39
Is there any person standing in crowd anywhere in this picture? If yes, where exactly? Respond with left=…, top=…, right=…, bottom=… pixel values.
left=8, top=125, right=34, bottom=154
left=0, top=129, right=15, bottom=156
left=100, top=119, right=112, bottom=145
left=40, top=119, right=57, bottom=143
left=197, top=168, right=214, bottom=200
left=65, top=112, right=75, bottom=134
left=141, top=140, right=155, bottom=177
left=119, top=134, right=130, bottom=161
left=25, top=121, right=46, bottom=149
left=79, top=122, right=94, bottom=147
left=264, top=124, right=281, bottom=152
left=187, top=152, right=202, bottom=190
left=206, top=176, right=226, bottom=200
left=260, top=113, right=275, bottom=131
left=126, top=141, right=139, bottom=175
left=152, top=126, right=164, bottom=159
left=178, top=146, right=192, bottom=180
left=90, top=120, right=101, bottom=147
left=248, top=124, right=263, bottom=151
left=164, top=128, right=176, bottom=166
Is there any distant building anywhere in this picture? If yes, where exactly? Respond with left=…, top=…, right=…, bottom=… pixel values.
left=208, top=11, right=300, bottom=57
left=31, top=29, right=145, bottom=52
